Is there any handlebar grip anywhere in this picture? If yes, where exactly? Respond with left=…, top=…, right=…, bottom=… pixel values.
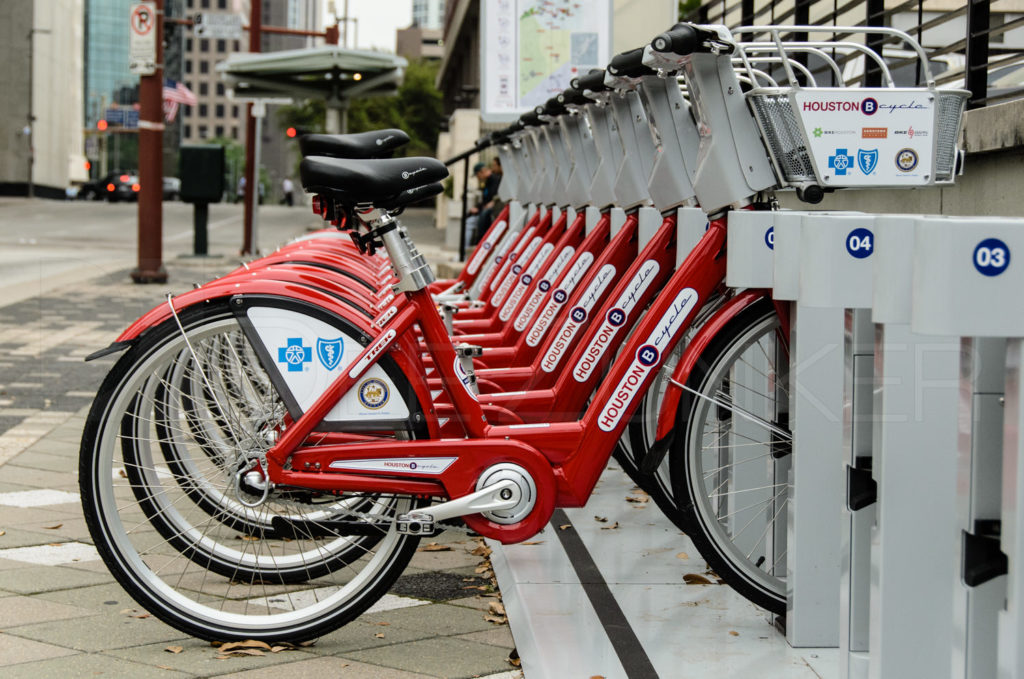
left=558, top=87, right=592, bottom=107
left=520, top=110, right=544, bottom=127
left=651, top=23, right=706, bottom=55
left=573, top=68, right=609, bottom=93
left=543, top=96, right=567, bottom=117
left=607, top=47, right=656, bottom=78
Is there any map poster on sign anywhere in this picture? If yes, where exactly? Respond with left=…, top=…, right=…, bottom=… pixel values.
left=129, top=2, right=157, bottom=75
left=481, top=0, right=612, bottom=123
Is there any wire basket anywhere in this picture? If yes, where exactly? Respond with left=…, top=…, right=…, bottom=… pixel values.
left=734, top=26, right=970, bottom=189
left=748, top=88, right=968, bottom=187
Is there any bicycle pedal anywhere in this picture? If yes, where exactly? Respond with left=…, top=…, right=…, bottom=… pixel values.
left=396, top=511, right=438, bottom=536
left=455, top=344, right=483, bottom=358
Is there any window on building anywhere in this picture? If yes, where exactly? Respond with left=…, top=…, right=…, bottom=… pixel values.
left=200, top=39, right=209, bottom=52
left=199, top=124, right=208, bottom=138
left=216, top=83, right=225, bottom=96
left=233, top=40, right=240, bottom=51
left=216, top=125, right=225, bottom=137
left=201, top=0, right=209, bottom=8
left=231, top=126, right=238, bottom=139
left=200, top=61, right=209, bottom=73
left=218, top=0, right=227, bottom=8
left=232, top=105, right=239, bottom=117
left=187, top=0, right=193, bottom=7
left=185, top=80, right=193, bottom=91
left=199, top=104, right=208, bottom=116
left=217, top=39, right=226, bottom=53
left=185, top=59, right=192, bottom=73
left=184, top=124, right=191, bottom=138
left=186, top=38, right=192, bottom=51
left=199, top=82, right=208, bottom=95
left=215, top=104, right=225, bottom=117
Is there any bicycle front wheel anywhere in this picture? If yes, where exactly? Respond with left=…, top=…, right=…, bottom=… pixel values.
left=670, top=299, right=789, bottom=614
left=80, top=300, right=423, bottom=642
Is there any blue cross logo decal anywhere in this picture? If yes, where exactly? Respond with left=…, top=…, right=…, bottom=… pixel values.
left=828, top=148, right=854, bottom=176
left=277, top=337, right=312, bottom=372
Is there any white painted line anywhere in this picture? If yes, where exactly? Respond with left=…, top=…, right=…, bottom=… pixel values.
left=0, top=542, right=101, bottom=566
left=0, top=489, right=80, bottom=507
left=365, top=593, right=431, bottom=614
left=247, top=588, right=428, bottom=614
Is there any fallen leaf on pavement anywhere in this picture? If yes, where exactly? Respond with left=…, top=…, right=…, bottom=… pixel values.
left=600, top=522, right=620, bottom=530
left=165, top=646, right=183, bottom=654
left=418, top=542, right=452, bottom=552
left=594, top=516, right=608, bottom=523
left=484, top=614, right=506, bottom=624
left=676, top=552, right=689, bottom=560
left=470, top=543, right=492, bottom=557
left=521, top=540, right=544, bottom=545
left=507, top=649, right=521, bottom=668
left=683, top=574, right=713, bottom=585
left=219, top=640, right=272, bottom=652
left=43, top=524, right=63, bottom=530
left=729, top=630, right=739, bottom=637
left=374, top=633, right=385, bottom=638
left=488, top=601, right=506, bottom=616
left=558, top=524, right=571, bottom=530
left=0, top=530, right=6, bottom=537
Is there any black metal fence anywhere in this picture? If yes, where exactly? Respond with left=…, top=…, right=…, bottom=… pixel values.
left=681, top=0, right=1024, bottom=109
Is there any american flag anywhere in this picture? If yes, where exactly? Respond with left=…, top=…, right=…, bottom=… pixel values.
left=162, top=79, right=198, bottom=123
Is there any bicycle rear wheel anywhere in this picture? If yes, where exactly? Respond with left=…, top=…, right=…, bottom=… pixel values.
left=80, top=300, right=424, bottom=641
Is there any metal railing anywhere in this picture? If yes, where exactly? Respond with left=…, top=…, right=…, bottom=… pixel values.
left=682, top=0, right=1024, bottom=108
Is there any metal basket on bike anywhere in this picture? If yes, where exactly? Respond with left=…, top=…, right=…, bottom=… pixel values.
left=734, top=26, right=969, bottom=195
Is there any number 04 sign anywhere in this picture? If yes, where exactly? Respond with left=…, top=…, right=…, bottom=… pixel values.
left=129, top=2, right=157, bottom=75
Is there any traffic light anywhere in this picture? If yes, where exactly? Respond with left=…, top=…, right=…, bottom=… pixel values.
left=97, top=119, right=108, bottom=131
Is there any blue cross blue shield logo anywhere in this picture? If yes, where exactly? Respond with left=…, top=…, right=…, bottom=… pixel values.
left=857, top=149, right=879, bottom=175
left=316, top=337, right=344, bottom=370
left=277, top=338, right=312, bottom=372
left=828, top=148, right=854, bottom=176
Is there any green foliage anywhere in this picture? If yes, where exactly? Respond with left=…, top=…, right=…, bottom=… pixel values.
left=679, top=0, right=702, bottom=20
left=275, top=58, right=445, bottom=159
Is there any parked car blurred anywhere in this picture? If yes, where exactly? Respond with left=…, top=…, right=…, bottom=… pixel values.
left=106, top=174, right=141, bottom=202
left=163, top=177, right=181, bottom=201
left=78, top=171, right=130, bottom=201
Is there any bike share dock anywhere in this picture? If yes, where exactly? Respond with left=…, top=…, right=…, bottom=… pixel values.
left=489, top=465, right=837, bottom=679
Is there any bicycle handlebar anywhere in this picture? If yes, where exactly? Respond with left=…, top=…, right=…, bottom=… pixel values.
left=651, top=23, right=729, bottom=56
left=607, top=47, right=657, bottom=78
left=573, top=69, right=609, bottom=93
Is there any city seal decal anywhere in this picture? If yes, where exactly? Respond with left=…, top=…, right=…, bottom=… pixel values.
left=358, top=378, right=390, bottom=410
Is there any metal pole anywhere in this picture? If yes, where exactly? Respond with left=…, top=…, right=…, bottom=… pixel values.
left=864, top=0, right=885, bottom=88
left=242, top=0, right=262, bottom=255
left=343, top=0, right=349, bottom=47
left=131, top=0, right=167, bottom=283
left=965, top=0, right=991, bottom=109
left=741, top=0, right=754, bottom=27
left=253, top=108, right=263, bottom=254
left=26, top=27, right=34, bottom=199
left=458, top=157, right=469, bottom=261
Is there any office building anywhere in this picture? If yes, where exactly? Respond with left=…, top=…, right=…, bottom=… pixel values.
left=0, top=0, right=87, bottom=197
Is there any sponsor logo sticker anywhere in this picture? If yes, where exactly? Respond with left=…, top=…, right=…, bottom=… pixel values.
left=861, top=97, right=878, bottom=115
left=316, top=337, right=344, bottom=370
left=277, top=338, right=312, bottom=372
left=862, top=127, right=887, bottom=138
left=828, top=148, right=854, bottom=176
left=857, top=148, right=879, bottom=175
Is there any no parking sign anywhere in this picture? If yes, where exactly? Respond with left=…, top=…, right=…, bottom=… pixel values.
left=129, top=2, right=157, bottom=75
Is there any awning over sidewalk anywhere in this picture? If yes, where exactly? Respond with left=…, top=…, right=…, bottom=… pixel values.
left=216, top=46, right=408, bottom=105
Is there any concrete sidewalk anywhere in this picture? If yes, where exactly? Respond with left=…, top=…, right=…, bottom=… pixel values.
left=0, top=200, right=520, bottom=678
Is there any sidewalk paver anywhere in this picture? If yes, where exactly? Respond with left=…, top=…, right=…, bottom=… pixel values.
left=0, top=200, right=520, bottom=678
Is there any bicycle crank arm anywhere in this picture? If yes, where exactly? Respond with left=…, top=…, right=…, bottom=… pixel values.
left=396, top=479, right=520, bottom=536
